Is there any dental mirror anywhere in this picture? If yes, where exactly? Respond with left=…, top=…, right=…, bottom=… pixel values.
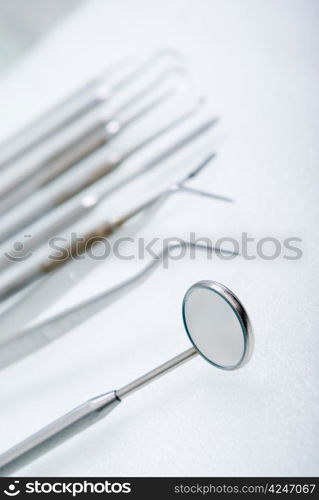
left=0, top=280, right=254, bottom=476
left=183, top=281, right=253, bottom=369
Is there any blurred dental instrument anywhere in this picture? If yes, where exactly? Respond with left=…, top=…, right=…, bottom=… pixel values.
left=0, top=157, right=235, bottom=369
left=0, top=119, right=219, bottom=301
left=0, top=49, right=183, bottom=169
left=0, top=96, right=204, bottom=251
left=0, top=64, right=187, bottom=212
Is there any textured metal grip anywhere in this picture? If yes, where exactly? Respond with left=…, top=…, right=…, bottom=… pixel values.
left=0, top=111, right=115, bottom=208
left=41, top=220, right=117, bottom=274
left=53, top=158, right=119, bottom=206
left=0, top=199, right=55, bottom=245
left=0, top=391, right=120, bottom=476
left=39, top=123, right=110, bottom=187
left=0, top=199, right=97, bottom=274
left=0, top=267, right=43, bottom=302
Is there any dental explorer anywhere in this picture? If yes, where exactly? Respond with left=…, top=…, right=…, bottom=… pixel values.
left=0, top=280, right=254, bottom=476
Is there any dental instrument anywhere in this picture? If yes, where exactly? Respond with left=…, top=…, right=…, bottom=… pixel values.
left=0, top=156, right=234, bottom=366
left=0, top=49, right=183, bottom=169
left=0, top=144, right=222, bottom=301
left=0, top=279, right=254, bottom=476
left=0, top=65, right=185, bottom=212
left=0, top=96, right=204, bottom=247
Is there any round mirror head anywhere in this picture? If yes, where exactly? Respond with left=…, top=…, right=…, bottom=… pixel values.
left=182, top=280, right=253, bottom=370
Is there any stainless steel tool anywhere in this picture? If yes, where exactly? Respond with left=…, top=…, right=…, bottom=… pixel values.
left=0, top=155, right=234, bottom=366
left=0, top=96, right=203, bottom=247
left=0, top=49, right=182, bottom=169
left=0, top=65, right=185, bottom=212
left=0, top=117, right=218, bottom=301
left=0, top=280, right=254, bottom=476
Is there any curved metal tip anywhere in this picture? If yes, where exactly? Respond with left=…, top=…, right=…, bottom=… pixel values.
left=181, top=186, right=234, bottom=203
left=114, top=49, right=187, bottom=92
left=114, top=64, right=189, bottom=120
left=176, top=153, right=235, bottom=203
left=186, top=152, right=216, bottom=180
left=143, top=65, right=190, bottom=95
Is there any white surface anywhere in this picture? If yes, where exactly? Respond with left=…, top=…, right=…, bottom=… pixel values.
left=0, top=0, right=318, bottom=477
left=0, top=0, right=83, bottom=72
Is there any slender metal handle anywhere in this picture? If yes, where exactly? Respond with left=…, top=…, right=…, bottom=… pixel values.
left=0, top=213, right=116, bottom=301
left=0, top=199, right=57, bottom=246
left=0, top=344, right=198, bottom=475
left=0, top=197, right=97, bottom=273
left=0, top=81, right=109, bottom=169
left=39, top=122, right=115, bottom=188
left=41, top=220, right=117, bottom=274
left=0, top=156, right=118, bottom=245
left=0, top=349, right=197, bottom=475
left=0, top=391, right=120, bottom=476
left=0, top=105, right=115, bottom=203
left=117, top=348, right=197, bottom=399
left=53, top=158, right=119, bottom=206
left=0, top=266, right=43, bottom=302
left=0, top=123, right=114, bottom=213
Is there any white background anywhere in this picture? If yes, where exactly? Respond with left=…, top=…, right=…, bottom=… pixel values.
left=0, top=0, right=318, bottom=477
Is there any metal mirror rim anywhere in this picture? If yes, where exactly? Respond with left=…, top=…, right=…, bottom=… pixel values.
left=182, top=280, right=254, bottom=370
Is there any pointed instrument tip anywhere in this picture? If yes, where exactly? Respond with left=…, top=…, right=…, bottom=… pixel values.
left=186, top=152, right=217, bottom=180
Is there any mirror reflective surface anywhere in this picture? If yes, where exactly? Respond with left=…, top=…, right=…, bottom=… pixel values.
left=182, top=281, right=253, bottom=370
